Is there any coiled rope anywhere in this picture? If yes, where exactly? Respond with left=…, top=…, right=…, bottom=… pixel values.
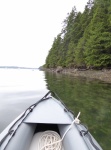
left=38, top=131, right=62, bottom=150
left=38, top=112, right=81, bottom=150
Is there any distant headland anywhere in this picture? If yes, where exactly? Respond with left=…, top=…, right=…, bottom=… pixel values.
left=0, top=66, right=38, bottom=70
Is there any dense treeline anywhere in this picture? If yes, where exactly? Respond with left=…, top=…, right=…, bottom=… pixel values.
left=45, top=0, right=111, bottom=69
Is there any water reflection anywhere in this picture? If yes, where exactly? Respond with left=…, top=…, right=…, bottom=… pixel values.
left=0, top=69, right=47, bottom=92
left=0, top=69, right=48, bottom=132
left=45, top=72, right=111, bottom=150
left=0, top=69, right=111, bottom=149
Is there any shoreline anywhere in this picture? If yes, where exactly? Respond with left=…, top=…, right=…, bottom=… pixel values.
left=44, top=68, right=111, bottom=83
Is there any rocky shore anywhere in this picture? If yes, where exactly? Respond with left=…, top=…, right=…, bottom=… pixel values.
left=44, top=67, right=111, bottom=83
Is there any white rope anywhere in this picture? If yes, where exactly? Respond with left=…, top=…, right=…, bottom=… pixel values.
left=38, top=131, right=62, bottom=150
left=38, top=112, right=81, bottom=150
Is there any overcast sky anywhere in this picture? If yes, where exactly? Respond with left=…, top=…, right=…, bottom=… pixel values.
left=0, top=0, right=88, bottom=68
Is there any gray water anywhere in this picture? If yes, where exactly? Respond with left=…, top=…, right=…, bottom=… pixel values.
left=0, top=69, right=48, bottom=132
left=0, top=69, right=111, bottom=150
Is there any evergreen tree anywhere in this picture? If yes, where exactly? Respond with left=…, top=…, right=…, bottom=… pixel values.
left=45, top=0, right=111, bottom=69
left=75, top=5, right=94, bottom=67
left=62, top=7, right=77, bottom=67
left=45, top=34, right=63, bottom=68
left=65, top=41, right=75, bottom=67
left=85, top=1, right=111, bottom=68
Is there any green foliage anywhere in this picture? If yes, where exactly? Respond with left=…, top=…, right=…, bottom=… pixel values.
left=84, top=2, right=111, bottom=68
left=45, top=35, right=62, bottom=68
left=45, top=0, right=111, bottom=69
left=65, top=42, right=75, bottom=67
left=75, top=37, right=86, bottom=66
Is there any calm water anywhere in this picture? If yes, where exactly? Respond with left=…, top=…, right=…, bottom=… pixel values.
left=0, top=69, right=48, bottom=132
left=0, top=69, right=111, bottom=150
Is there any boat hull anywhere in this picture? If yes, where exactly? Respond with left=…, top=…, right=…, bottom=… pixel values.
left=0, top=95, right=103, bottom=150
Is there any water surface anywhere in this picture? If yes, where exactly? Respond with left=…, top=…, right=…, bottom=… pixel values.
left=45, top=72, right=111, bottom=150
left=0, top=69, right=48, bottom=132
left=0, top=69, right=111, bottom=150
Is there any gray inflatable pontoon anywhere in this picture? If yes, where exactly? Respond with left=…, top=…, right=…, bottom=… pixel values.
left=0, top=91, right=103, bottom=150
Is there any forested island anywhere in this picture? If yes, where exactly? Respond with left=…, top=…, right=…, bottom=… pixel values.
left=45, top=0, right=111, bottom=70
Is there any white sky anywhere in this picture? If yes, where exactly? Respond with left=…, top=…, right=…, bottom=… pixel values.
left=0, top=0, right=88, bottom=68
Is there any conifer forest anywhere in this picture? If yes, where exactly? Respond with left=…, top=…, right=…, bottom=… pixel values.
left=45, top=0, right=111, bottom=69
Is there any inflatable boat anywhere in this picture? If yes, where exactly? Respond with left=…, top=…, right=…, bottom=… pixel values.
left=0, top=91, right=103, bottom=150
